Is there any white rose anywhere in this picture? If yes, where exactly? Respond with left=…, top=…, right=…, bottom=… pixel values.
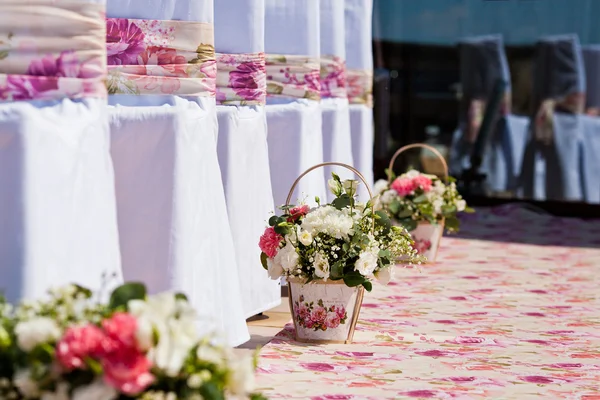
left=298, top=229, right=313, bottom=246
left=313, top=252, right=330, bottom=280
left=150, top=319, right=198, bottom=377
left=456, top=199, right=466, bottom=212
left=267, top=258, right=284, bottom=280
left=327, top=178, right=342, bottom=196
left=15, top=317, right=61, bottom=352
left=197, top=344, right=224, bottom=366
left=354, top=251, right=379, bottom=276
left=342, top=179, right=359, bottom=197
left=227, top=357, right=255, bottom=395
left=380, top=190, right=398, bottom=206
left=72, top=379, right=117, bottom=400
left=374, top=267, right=395, bottom=285
left=274, top=242, right=299, bottom=272
left=13, top=369, right=39, bottom=399
left=373, top=179, right=389, bottom=195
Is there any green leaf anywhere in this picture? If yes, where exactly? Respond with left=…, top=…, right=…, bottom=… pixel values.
left=441, top=205, right=457, bottom=216
left=330, top=261, right=344, bottom=280
left=0, top=50, right=9, bottom=60
left=413, top=195, right=427, bottom=204
left=72, top=284, right=93, bottom=298
left=199, top=382, right=225, bottom=400
left=396, top=208, right=413, bottom=218
left=464, top=206, right=476, bottom=213
left=378, top=249, right=391, bottom=259
left=109, top=282, right=146, bottom=310
left=332, top=194, right=351, bottom=210
left=362, top=281, right=373, bottom=292
left=388, top=200, right=401, bottom=214
left=401, top=218, right=418, bottom=232
left=273, top=223, right=289, bottom=235
left=331, top=172, right=342, bottom=184
left=268, top=215, right=280, bottom=226
left=260, top=252, right=269, bottom=270
left=445, top=216, right=460, bottom=232
left=175, top=292, right=188, bottom=301
left=343, top=272, right=366, bottom=287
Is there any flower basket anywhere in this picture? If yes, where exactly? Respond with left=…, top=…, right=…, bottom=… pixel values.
left=259, top=162, right=423, bottom=344
left=288, top=278, right=364, bottom=344
left=375, top=144, right=472, bottom=263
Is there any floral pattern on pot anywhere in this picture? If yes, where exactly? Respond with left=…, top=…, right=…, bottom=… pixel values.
left=294, top=296, right=348, bottom=331
left=254, top=204, right=600, bottom=399
left=0, top=2, right=107, bottom=101
left=216, top=52, right=266, bottom=105
left=346, top=68, right=373, bottom=107
left=266, top=54, right=321, bottom=101
left=320, top=55, right=347, bottom=99
left=106, top=18, right=216, bottom=96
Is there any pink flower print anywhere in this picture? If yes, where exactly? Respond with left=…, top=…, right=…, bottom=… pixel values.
left=259, top=226, right=282, bottom=258
left=106, top=19, right=146, bottom=66
left=391, top=177, right=416, bottom=197
left=304, top=69, right=321, bottom=93
left=311, top=306, right=328, bottom=326
left=412, top=175, right=433, bottom=192
left=200, top=59, right=217, bottom=80
left=296, top=303, right=310, bottom=322
left=332, top=305, right=346, bottom=320
left=325, top=312, right=341, bottom=329
left=229, top=61, right=265, bottom=101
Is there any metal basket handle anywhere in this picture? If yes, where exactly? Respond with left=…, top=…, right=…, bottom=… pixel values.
left=387, top=143, right=449, bottom=184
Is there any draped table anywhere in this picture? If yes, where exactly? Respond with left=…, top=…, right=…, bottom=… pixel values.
left=255, top=205, right=600, bottom=398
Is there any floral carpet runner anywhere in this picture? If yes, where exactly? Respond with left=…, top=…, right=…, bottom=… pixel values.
left=256, top=205, right=600, bottom=399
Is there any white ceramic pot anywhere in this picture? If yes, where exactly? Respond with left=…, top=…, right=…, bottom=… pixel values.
left=410, top=221, right=444, bottom=263
left=288, top=279, right=364, bottom=344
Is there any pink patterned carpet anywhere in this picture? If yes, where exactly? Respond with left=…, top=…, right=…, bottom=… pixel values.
left=255, top=205, right=600, bottom=399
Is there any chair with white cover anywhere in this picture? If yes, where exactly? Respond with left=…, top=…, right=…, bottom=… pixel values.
left=0, top=0, right=122, bottom=301
left=520, top=34, right=585, bottom=202
left=450, top=34, right=529, bottom=194
left=214, top=0, right=281, bottom=318
left=580, top=45, right=600, bottom=204
left=344, top=0, right=374, bottom=201
left=320, top=0, right=354, bottom=198
left=106, top=0, right=249, bottom=346
left=264, top=0, right=327, bottom=208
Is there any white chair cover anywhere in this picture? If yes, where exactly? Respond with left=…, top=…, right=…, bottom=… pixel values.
left=264, top=0, right=327, bottom=208
left=345, top=0, right=374, bottom=201
left=320, top=0, right=354, bottom=196
left=106, top=0, right=249, bottom=346
left=0, top=0, right=122, bottom=302
left=581, top=46, right=600, bottom=204
left=215, top=0, right=280, bottom=318
left=450, top=34, right=529, bottom=193
left=521, top=34, right=585, bottom=202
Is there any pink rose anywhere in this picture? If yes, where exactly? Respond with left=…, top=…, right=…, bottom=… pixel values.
left=56, top=324, right=106, bottom=370
left=296, top=304, right=310, bottom=321
left=332, top=306, right=346, bottom=320
left=102, top=346, right=154, bottom=395
left=288, top=205, right=309, bottom=222
left=102, top=312, right=139, bottom=350
left=391, top=177, right=416, bottom=197
left=412, top=175, right=432, bottom=192
left=325, top=312, right=341, bottom=329
left=311, top=307, right=327, bottom=325
left=259, top=226, right=282, bottom=258
left=140, top=46, right=186, bottom=66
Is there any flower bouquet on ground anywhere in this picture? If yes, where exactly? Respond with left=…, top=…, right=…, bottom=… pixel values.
left=259, top=163, right=423, bottom=343
left=374, top=144, right=474, bottom=262
left=0, top=283, right=266, bottom=400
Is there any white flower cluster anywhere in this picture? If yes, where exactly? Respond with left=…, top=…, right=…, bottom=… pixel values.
left=301, top=205, right=355, bottom=240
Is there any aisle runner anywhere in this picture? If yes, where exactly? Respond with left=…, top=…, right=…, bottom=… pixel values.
left=255, top=206, right=600, bottom=399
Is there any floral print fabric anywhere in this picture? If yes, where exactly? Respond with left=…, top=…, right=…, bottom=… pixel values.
left=106, top=18, right=216, bottom=97
left=346, top=69, right=373, bottom=108
left=0, top=1, right=107, bottom=101
left=266, top=55, right=321, bottom=101
left=320, top=55, right=347, bottom=99
left=216, top=52, right=266, bottom=105
left=255, top=204, right=600, bottom=399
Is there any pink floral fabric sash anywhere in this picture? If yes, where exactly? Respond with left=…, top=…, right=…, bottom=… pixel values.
left=0, top=1, right=107, bottom=102
left=346, top=69, right=373, bottom=107
left=266, top=55, right=320, bottom=101
left=320, top=55, right=347, bottom=99
left=216, top=52, right=266, bottom=106
left=106, top=18, right=216, bottom=97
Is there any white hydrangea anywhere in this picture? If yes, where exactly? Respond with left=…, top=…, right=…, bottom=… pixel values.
left=432, top=198, right=444, bottom=215
left=301, top=206, right=354, bottom=239
left=15, top=317, right=62, bottom=352
left=313, top=252, right=330, bottom=280
left=404, top=170, right=420, bottom=179
left=373, top=179, right=389, bottom=195
left=433, top=180, right=446, bottom=196
left=380, top=190, right=398, bottom=206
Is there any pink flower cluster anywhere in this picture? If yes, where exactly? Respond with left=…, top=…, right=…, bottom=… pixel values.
left=390, top=174, right=433, bottom=197
left=56, top=312, right=154, bottom=395
left=259, top=226, right=283, bottom=258
left=294, top=299, right=348, bottom=332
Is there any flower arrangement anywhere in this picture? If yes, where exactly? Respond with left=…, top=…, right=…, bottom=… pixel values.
left=374, top=169, right=473, bottom=233
left=0, top=283, right=266, bottom=400
left=259, top=173, right=424, bottom=291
